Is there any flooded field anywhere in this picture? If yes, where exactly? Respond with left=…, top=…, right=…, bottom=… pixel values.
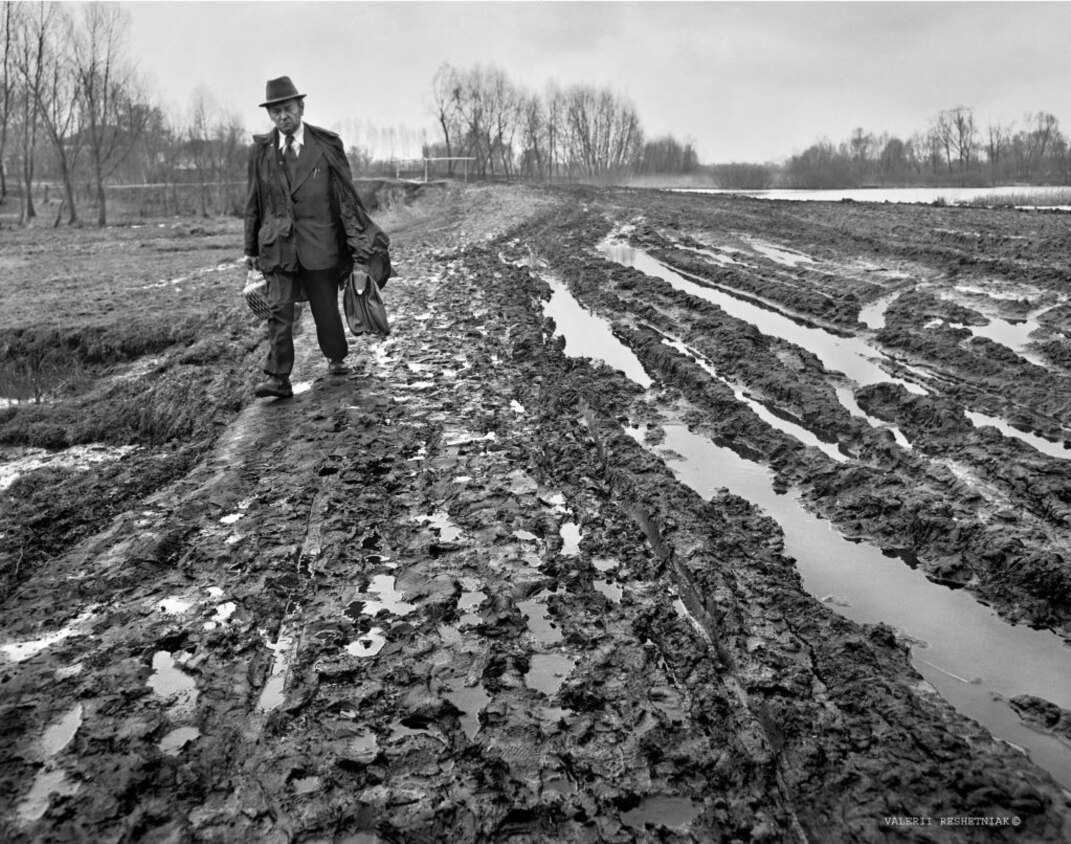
left=2, top=183, right=1070, bottom=841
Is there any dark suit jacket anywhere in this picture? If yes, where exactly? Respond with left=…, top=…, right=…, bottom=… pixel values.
left=244, top=124, right=391, bottom=283
left=289, top=133, right=340, bottom=270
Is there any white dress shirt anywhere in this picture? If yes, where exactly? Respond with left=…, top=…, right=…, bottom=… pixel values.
left=279, top=122, right=306, bottom=156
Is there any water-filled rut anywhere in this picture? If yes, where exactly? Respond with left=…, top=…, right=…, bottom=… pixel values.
left=542, top=273, right=1071, bottom=791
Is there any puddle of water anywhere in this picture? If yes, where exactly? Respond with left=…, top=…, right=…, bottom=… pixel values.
left=444, top=681, right=491, bottom=739
left=593, top=557, right=619, bottom=572
left=158, top=596, right=192, bottom=614
left=559, top=521, right=582, bottom=556
left=834, top=386, right=913, bottom=449
left=859, top=290, right=906, bottom=330
left=346, top=627, right=386, bottom=657
left=355, top=574, right=417, bottom=617
left=513, top=529, right=539, bottom=542
left=443, top=430, right=497, bottom=446
left=744, top=236, right=815, bottom=267
left=16, top=767, right=78, bottom=825
left=950, top=314, right=1048, bottom=367
left=458, top=589, right=486, bottom=626
left=41, top=704, right=83, bottom=756
left=541, top=492, right=568, bottom=512
left=525, top=653, right=576, bottom=696
left=412, top=511, right=463, bottom=543
left=0, top=444, right=138, bottom=492
left=681, top=244, right=744, bottom=267
left=621, top=795, right=703, bottom=832
left=219, top=512, right=243, bottom=525
left=664, top=338, right=848, bottom=462
left=147, top=651, right=198, bottom=712
left=54, top=663, right=83, bottom=679
left=600, top=241, right=926, bottom=397
left=594, top=579, right=623, bottom=603
left=292, top=381, right=312, bottom=395
left=645, top=422, right=1071, bottom=790
left=0, top=610, right=96, bottom=663
left=541, top=277, right=654, bottom=388
left=291, top=775, right=321, bottom=794
left=256, top=632, right=294, bottom=712
left=519, top=592, right=563, bottom=646
left=966, top=411, right=1070, bottom=461
left=158, top=726, right=200, bottom=756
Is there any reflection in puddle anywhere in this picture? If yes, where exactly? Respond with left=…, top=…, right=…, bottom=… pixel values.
left=621, top=795, right=703, bottom=832
left=525, top=653, right=576, bottom=696
left=858, top=290, right=906, bottom=330
left=951, top=313, right=1048, bottom=367
left=966, top=411, right=1070, bottom=461
left=834, top=386, right=913, bottom=449
left=640, top=421, right=1071, bottom=790
left=158, top=726, right=200, bottom=756
left=257, top=632, right=294, bottom=712
left=542, top=277, right=654, bottom=388
left=664, top=337, right=848, bottom=462
left=600, top=240, right=926, bottom=397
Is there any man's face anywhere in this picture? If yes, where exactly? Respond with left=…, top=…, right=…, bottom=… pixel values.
left=267, top=99, right=304, bottom=135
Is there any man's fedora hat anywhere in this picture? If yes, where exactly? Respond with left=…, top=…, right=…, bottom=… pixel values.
left=260, top=76, right=306, bottom=108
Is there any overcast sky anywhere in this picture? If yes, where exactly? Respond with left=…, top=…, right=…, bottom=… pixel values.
left=125, top=1, right=1071, bottom=163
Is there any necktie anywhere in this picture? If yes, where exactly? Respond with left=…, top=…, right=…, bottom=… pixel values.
left=284, top=134, right=297, bottom=170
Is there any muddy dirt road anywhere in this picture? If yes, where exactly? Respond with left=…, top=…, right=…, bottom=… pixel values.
left=2, top=184, right=1070, bottom=842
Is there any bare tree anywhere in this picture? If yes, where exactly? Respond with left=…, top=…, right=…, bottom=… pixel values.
left=985, top=120, right=1012, bottom=172
left=72, top=2, right=146, bottom=226
left=11, top=1, right=56, bottom=223
left=35, top=4, right=84, bottom=225
left=0, top=2, right=16, bottom=202
left=1018, top=111, right=1061, bottom=180
left=948, top=106, right=976, bottom=170
left=544, top=81, right=565, bottom=178
left=430, top=63, right=461, bottom=176
left=518, top=91, right=546, bottom=179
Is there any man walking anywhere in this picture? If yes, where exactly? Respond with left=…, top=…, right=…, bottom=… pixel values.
left=244, top=76, right=391, bottom=398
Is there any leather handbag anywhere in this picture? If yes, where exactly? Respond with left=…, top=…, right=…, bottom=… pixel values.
left=343, top=271, right=390, bottom=337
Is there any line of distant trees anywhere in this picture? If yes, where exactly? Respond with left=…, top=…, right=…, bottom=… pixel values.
left=0, top=1, right=273, bottom=225
left=780, top=107, right=1071, bottom=189
left=427, top=63, right=699, bottom=181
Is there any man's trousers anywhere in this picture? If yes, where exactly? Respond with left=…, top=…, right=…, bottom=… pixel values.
left=264, top=267, right=348, bottom=377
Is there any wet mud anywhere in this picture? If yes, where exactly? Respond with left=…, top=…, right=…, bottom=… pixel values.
left=2, top=184, right=1070, bottom=841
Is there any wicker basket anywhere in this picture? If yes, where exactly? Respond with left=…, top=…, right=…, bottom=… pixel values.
left=242, top=269, right=272, bottom=321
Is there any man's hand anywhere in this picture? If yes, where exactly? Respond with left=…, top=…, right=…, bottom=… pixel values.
left=244, top=255, right=258, bottom=271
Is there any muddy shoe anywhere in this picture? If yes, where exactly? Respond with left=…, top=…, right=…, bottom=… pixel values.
left=327, top=359, right=349, bottom=376
left=254, top=375, right=293, bottom=398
